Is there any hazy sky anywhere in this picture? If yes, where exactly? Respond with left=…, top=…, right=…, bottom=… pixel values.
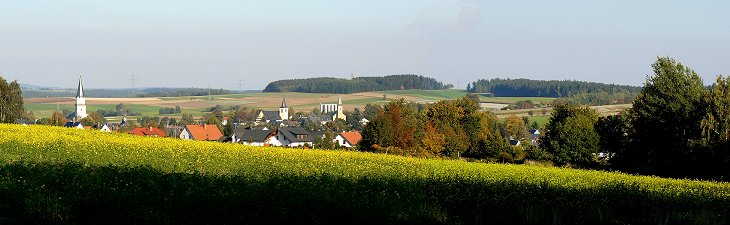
left=2, top=0, right=729, bottom=89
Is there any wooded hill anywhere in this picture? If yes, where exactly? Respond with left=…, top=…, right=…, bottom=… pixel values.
left=467, top=78, right=641, bottom=97
left=263, top=75, right=453, bottom=94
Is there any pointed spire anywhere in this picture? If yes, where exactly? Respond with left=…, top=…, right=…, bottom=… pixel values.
left=281, top=97, right=287, bottom=108
left=338, top=96, right=342, bottom=105
left=76, top=74, right=84, bottom=98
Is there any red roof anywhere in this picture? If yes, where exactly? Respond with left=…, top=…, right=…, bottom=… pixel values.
left=129, top=127, right=167, bottom=137
left=185, top=124, right=223, bottom=141
left=339, top=131, right=362, bottom=145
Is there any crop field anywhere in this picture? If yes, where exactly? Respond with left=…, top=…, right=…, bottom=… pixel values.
left=23, top=89, right=474, bottom=119
left=0, top=124, right=728, bottom=224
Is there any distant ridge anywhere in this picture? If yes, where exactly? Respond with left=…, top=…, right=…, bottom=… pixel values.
left=263, top=74, right=453, bottom=94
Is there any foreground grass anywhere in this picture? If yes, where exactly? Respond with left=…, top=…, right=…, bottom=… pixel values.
left=0, top=124, right=729, bottom=225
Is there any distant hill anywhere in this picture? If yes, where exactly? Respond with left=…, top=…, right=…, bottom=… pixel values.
left=263, top=74, right=453, bottom=94
left=467, top=78, right=642, bottom=98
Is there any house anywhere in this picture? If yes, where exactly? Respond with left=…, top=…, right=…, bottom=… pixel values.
left=231, top=129, right=278, bottom=146
left=509, top=140, right=521, bottom=146
left=256, top=98, right=289, bottom=123
left=96, top=124, right=111, bottom=132
left=221, top=116, right=230, bottom=126
left=64, top=122, right=84, bottom=129
left=129, top=127, right=167, bottom=137
left=334, top=131, right=362, bottom=148
left=180, top=124, right=223, bottom=141
left=276, top=127, right=314, bottom=147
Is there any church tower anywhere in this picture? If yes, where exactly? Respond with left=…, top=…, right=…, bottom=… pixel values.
left=279, top=98, right=289, bottom=120
left=335, top=97, right=346, bottom=121
left=74, top=75, right=88, bottom=120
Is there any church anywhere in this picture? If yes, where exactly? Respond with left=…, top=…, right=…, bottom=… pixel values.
left=255, top=98, right=289, bottom=123
left=67, top=75, right=88, bottom=121
left=319, top=97, right=346, bottom=122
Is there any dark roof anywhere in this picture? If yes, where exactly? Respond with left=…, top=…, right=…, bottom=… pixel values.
left=261, top=111, right=282, bottom=121
left=509, top=140, right=520, bottom=146
left=64, top=122, right=82, bottom=127
left=77, top=75, right=84, bottom=97
left=309, top=130, right=326, bottom=138
left=278, top=127, right=314, bottom=142
left=236, top=129, right=274, bottom=142
left=320, top=113, right=335, bottom=122
left=66, top=112, right=78, bottom=120
left=281, top=98, right=287, bottom=108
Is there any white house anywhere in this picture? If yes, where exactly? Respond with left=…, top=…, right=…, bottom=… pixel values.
left=231, top=129, right=278, bottom=146
left=277, top=127, right=314, bottom=147
left=334, top=131, right=362, bottom=148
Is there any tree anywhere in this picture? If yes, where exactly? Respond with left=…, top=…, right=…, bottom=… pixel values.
left=595, top=115, right=628, bottom=156
left=47, top=111, right=68, bottom=126
left=505, top=115, right=529, bottom=140
left=116, top=103, right=125, bottom=112
left=627, top=57, right=707, bottom=177
left=180, top=113, right=194, bottom=125
left=223, top=120, right=234, bottom=136
left=418, top=121, right=444, bottom=157
left=314, top=131, right=336, bottom=150
left=0, top=76, right=24, bottom=123
left=541, top=104, right=600, bottom=167
left=699, top=75, right=730, bottom=179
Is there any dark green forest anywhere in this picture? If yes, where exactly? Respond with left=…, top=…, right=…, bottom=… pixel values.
left=263, top=74, right=452, bottom=94
left=467, top=78, right=641, bottom=97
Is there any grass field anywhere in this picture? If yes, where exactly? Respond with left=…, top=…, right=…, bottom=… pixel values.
left=1, top=124, right=728, bottom=224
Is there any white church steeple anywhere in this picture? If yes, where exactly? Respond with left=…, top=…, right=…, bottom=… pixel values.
left=74, top=75, right=88, bottom=120
left=279, top=97, right=289, bottom=120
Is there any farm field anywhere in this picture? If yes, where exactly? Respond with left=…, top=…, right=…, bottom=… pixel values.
left=23, top=89, right=628, bottom=122
left=23, top=89, right=474, bottom=119
left=0, top=124, right=728, bottom=224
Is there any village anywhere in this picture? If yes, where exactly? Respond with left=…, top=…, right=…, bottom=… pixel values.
left=53, top=76, right=544, bottom=151
left=59, top=76, right=367, bottom=149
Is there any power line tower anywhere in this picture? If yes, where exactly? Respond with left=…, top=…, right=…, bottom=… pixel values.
left=208, top=85, right=212, bottom=100
left=237, top=78, right=244, bottom=93
left=129, top=73, right=137, bottom=98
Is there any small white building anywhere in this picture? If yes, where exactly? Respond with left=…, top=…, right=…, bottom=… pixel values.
left=334, top=131, right=362, bottom=148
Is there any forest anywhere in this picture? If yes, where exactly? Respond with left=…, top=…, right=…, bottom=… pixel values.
left=263, top=74, right=452, bottom=94
left=467, top=78, right=641, bottom=98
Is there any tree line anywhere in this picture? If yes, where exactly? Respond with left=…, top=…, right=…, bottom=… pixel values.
left=359, top=98, right=512, bottom=158
left=467, top=78, right=641, bottom=98
left=263, top=74, right=453, bottom=94
left=135, top=88, right=232, bottom=97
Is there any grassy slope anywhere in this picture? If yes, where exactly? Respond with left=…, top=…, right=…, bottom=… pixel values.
left=0, top=124, right=728, bottom=224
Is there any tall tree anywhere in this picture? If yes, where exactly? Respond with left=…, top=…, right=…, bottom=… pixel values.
left=627, top=57, right=707, bottom=177
left=0, top=77, right=24, bottom=123
left=541, top=104, right=600, bottom=167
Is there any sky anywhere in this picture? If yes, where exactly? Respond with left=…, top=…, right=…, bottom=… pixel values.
left=1, top=0, right=729, bottom=89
